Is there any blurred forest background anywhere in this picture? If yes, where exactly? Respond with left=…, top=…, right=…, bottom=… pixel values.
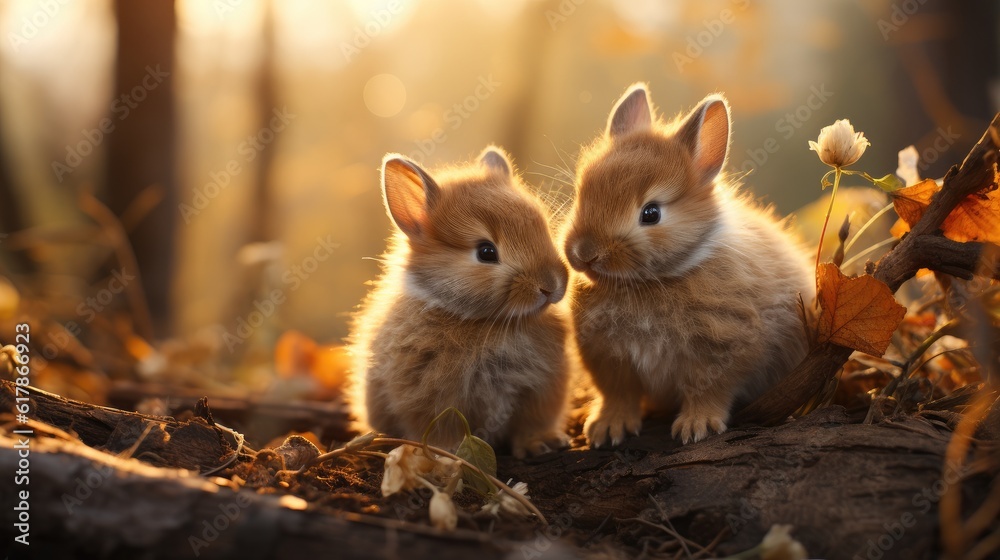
left=0, top=0, right=997, bottom=397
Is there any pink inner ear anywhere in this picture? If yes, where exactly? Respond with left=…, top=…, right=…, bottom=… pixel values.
left=383, top=160, right=430, bottom=237
left=693, top=101, right=730, bottom=180
left=608, top=87, right=652, bottom=138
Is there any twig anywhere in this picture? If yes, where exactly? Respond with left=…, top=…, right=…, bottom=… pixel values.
left=965, top=526, right=1000, bottom=560
left=882, top=318, right=961, bottom=398
left=78, top=189, right=154, bottom=340
left=119, top=185, right=164, bottom=234
left=299, top=436, right=547, bottom=525
left=650, top=494, right=695, bottom=559
left=941, top=391, right=997, bottom=559
left=694, top=526, right=731, bottom=559
left=962, top=476, right=1000, bottom=542
left=623, top=517, right=708, bottom=556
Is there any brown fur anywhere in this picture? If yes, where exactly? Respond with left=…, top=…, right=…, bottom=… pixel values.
left=349, top=147, right=571, bottom=458
left=564, top=84, right=814, bottom=445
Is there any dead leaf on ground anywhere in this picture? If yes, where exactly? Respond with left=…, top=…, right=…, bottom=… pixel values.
left=274, top=330, right=349, bottom=394
left=816, top=263, right=906, bottom=356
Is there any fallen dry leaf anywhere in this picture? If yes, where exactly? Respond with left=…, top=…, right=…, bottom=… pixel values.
left=891, top=177, right=1000, bottom=242
left=274, top=329, right=349, bottom=393
left=274, top=330, right=318, bottom=379
left=816, top=263, right=906, bottom=356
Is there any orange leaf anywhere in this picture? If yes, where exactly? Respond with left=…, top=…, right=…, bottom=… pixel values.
left=816, top=263, right=906, bottom=355
left=125, top=334, right=155, bottom=361
left=274, top=330, right=317, bottom=379
left=311, top=345, right=350, bottom=391
left=889, top=217, right=910, bottom=239
left=891, top=178, right=1000, bottom=243
left=945, top=186, right=1000, bottom=242
left=891, top=179, right=938, bottom=229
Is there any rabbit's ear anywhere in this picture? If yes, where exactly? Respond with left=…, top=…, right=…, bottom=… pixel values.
left=607, top=83, right=652, bottom=138
left=676, top=94, right=731, bottom=184
left=381, top=154, right=440, bottom=238
left=479, top=145, right=513, bottom=178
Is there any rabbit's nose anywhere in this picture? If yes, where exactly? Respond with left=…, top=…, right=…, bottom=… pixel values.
left=570, top=238, right=601, bottom=271
left=538, top=266, right=567, bottom=304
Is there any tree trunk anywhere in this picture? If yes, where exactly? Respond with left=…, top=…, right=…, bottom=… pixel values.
left=105, top=0, right=177, bottom=336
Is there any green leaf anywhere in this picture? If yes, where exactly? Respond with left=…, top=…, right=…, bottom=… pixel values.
left=421, top=407, right=472, bottom=447
left=456, top=435, right=498, bottom=496
left=869, top=173, right=905, bottom=192
left=345, top=431, right=378, bottom=450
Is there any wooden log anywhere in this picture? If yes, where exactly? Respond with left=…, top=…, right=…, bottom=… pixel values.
left=3, top=380, right=994, bottom=559
left=0, top=434, right=513, bottom=559
left=501, top=407, right=996, bottom=560
left=106, top=380, right=354, bottom=447
left=0, top=380, right=239, bottom=473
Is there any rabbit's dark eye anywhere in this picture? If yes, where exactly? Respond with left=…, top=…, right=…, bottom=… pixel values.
left=476, top=241, right=499, bottom=263
left=640, top=203, right=661, bottom=225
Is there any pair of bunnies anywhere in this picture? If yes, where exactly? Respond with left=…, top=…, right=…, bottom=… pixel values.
left=349, top=84, right=814, bottom=457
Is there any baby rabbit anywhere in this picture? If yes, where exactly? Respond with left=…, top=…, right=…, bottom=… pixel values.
left=349, top=146, right=571, bottom=458
left=564, top=84, right=814, bottom=446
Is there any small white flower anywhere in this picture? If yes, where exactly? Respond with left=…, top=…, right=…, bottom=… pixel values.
left=380, top=445, right=435, bottom=497
left=761, top=524, right=808, bottom=560
left=809, top=119, right=870, bottom=168
left=481, top=501, right=500, bottom=516
left=499, top=481, right=531, bottom=516
left=380, top=451, right=408, bottom=496
left=482, top=480, right=532, bottom=518
left=429, top=490, right=458, bottom=530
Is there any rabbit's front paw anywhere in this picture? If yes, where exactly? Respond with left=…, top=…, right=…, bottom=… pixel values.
left=671, top=407, right=727, bottom=444
left=585, top=405, right=641, bottom=448
left=512, top=431, right=570, bottom=459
